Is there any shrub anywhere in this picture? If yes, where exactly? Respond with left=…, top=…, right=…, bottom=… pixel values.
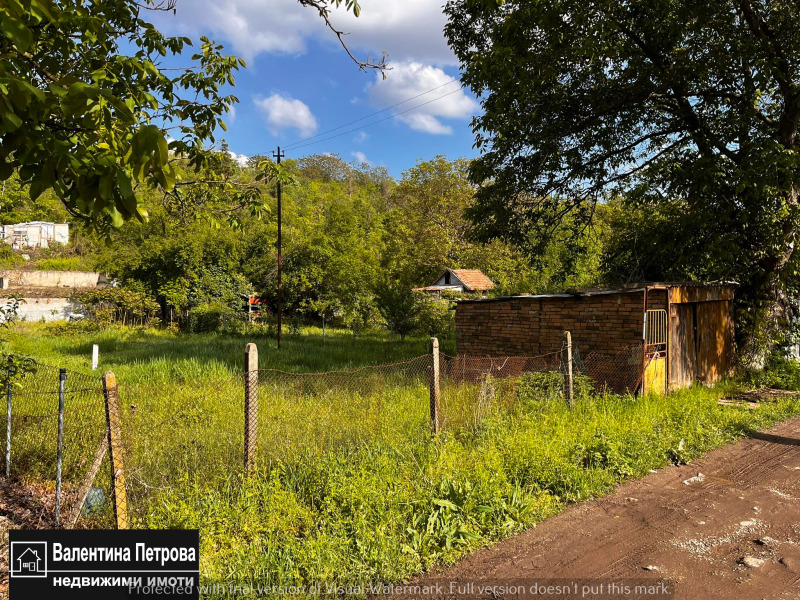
left=35, top=256, right=94, bottom=271
left=187, top=302, right=241, bottom=333
left=517, top=371, right=594, bottom=406
left=73, top=287, right=160, bottom=326
left=739, top=353, right=800, bottom=391
left=0, top=245, right=25, bottom=269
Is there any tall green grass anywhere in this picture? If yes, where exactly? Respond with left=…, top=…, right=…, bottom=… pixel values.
left=5, top=322, right=800, bottom=597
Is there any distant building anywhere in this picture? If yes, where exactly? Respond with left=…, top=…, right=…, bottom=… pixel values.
left=2, top=222, right=69, bottom=249
left=414, top=268, right=495, bottom=298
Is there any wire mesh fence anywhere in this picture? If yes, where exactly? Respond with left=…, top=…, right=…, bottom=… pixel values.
left=254, top=355, right=433, bottom=462
left=0, top=356, right=110, bottom=527
left=0, top=334, right=651, bottom=528
left=440, top=351, right=563, bottom=430
left=115, top=373, right=245, bottom=523
left=578, top=343, right=646, bottom=396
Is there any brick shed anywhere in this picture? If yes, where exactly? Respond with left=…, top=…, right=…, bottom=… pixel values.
left=455, top=283, right=736, bottom=394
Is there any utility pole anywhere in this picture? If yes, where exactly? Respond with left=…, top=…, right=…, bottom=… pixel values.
left=273, top=146, right=285, bottom=349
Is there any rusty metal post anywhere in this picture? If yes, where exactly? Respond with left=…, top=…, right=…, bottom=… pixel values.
left=641, top=287, right=649, bottom=395
left=565, top=331, right=573, bottom=406
left=430, top=337, right=441, bottom=434
left=244, top=343, right=258, bottom=473
left=55, top=368, right=66, bottom=526
left=103, top=371, right=128, bottom=529
left=5, top=361, right=13, bottom=477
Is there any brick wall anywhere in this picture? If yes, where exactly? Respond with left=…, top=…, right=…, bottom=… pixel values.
left=456, top=291, right=656, bottom=357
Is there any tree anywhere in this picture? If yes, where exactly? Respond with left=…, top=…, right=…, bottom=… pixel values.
left=0, top=0, right=244, bottom=227
left=374, top=274, right=416, bottom=341
left=0, top=0, right=383, bottom=230
left=445, top=0, right=800, bottom=363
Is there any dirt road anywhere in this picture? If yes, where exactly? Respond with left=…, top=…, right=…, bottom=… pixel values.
left=397, top=417, right=800, bottom=599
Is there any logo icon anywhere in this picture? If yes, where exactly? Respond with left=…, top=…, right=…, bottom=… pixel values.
left=10, top=541, right=47, bottom=578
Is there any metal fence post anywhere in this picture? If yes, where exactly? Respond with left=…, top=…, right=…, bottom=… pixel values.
left=430, top=337, right=441, bottom=434
left=244, top=343, right=258, bottom=474
left=55, top=368, right=66, bottom=526
left=565, top=331, right=574, bottom=406
left=103, top=371, right=128, bottom=529
left=5, top=361, right=13, bottom=477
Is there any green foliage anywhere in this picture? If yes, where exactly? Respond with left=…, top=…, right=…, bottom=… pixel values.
left=517, top=371, right=594, bottom=408
left=187, top=302, right=241, bottom=334
left=0, top=0, right=246, bottom=227
left=412, top=292, right=456, bottom=338
left=445, top=0, right=800, bottom=359
left=73, top=286, right=159, bottom=326
left=35, top=256, right=92, bottom=271
left=374, top=276, right=417, bottom=341
left=739, top=354, right=800, bottom=391
left=0, top=244, right=24, bottom=269
left=7, top=324, right=800, bottom=592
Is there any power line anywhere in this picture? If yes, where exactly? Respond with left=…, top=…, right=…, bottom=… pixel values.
left=287, top=87, right=466, bottom=152
left=283, top=79, right=462, bottom=150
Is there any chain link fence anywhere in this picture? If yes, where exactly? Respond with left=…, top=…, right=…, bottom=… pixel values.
left=254, top=355, right=432, bottom=463
left=0, top=334, right=650, bottom=528
left=0, top=357, right=110, bottom=527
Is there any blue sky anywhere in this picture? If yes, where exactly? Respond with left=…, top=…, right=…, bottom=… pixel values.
left=151, top=0, right=481, bottom=178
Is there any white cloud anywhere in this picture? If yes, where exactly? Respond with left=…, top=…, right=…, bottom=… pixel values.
left=367, top=62, right=478, bottom=135
left=351, top=151, right=370, bottom=165
left=228, top=151, right=249, bottom=167
left=254, top=93, right=318, bottom=138
left=160, top=0, right=455, bottom=65
left=354, top=131, right=369, bottom=143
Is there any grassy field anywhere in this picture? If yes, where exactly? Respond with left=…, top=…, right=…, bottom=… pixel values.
left=5, top=322, right=800, bottom=597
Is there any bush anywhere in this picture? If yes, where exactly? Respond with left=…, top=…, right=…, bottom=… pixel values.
left=73, top=287, right=160, bottom=326
left=35, top=256, right=94, bottom=271
left=739, top=353, right=800, bottom=391
left=517, top=371, right=595, bottom=406
left=413, top=292, right=455, bottom=338
left=187, top=302, right=241, bottom=333
left=0, top=245, right=25, bottom=269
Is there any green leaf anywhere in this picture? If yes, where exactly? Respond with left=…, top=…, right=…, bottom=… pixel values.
left=0, top=16, right=33, bottom=52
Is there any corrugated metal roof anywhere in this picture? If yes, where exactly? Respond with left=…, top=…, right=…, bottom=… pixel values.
left=457, top=282, right=736, bottom=304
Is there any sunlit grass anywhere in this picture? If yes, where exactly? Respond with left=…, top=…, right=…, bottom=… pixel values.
left=5, top=322, right=800, bottom=597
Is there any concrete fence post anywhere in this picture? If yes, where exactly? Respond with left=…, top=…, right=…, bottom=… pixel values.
left=430, top=337, right=441, bottom=434
left=103, top=371, right=128, bottom=529
left=92, top=344, right=99, bottom=371
left=244, top=343, right=258, bottom=474
left=565, top=331, right=574, bottom=406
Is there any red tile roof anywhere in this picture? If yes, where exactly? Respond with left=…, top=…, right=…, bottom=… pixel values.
left=451, top=269, right=494, bottom=292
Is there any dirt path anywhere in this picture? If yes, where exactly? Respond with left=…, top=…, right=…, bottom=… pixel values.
left=394, top=417, right=800, bottom=599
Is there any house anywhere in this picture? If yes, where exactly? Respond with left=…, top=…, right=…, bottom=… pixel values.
left=16, top=547, right=42, bottom=574
left=455, top=282, right=736, bottom=394
left=2, top=221, right=69, bottom=249
left=414, top=269, right=495, bottom=297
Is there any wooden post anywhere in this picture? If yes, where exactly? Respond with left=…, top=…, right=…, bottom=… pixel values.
left=565, top=331, right=574, bottom=406
left=244, top=343, right=258, bottom=473
left=103, top=371, right=128, bottom=529
left=66, top=434, right=108, bottom=529
left=430, top=337, right=441, bottom=434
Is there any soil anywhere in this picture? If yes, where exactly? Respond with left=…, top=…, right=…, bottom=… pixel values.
left=389, top=416, right=800, bottom=599
left=0, top=478, right=57, bottom=599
